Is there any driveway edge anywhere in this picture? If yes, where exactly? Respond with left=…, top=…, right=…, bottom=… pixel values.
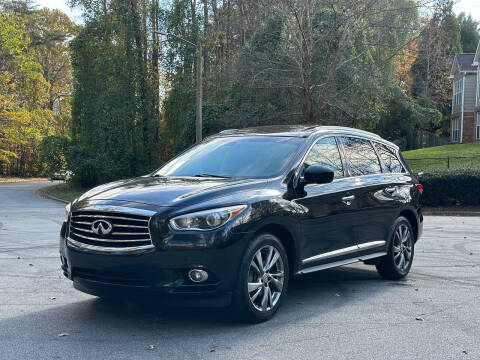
left=422, top=210, right=480, bottom=217
left=36, top=187, right=69, bottom=204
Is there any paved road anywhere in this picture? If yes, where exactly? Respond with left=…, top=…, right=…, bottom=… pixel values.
left=0, top=182, right=479, bottom=359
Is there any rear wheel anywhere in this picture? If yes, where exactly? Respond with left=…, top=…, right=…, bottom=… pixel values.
left=232, top=233, right=289, bottom=323
left=376, top=217, right=414, bottom=280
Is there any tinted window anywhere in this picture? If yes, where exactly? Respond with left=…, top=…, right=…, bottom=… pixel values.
left=302, top=137, right=344, bottom=179
left=374, top=142, right=405, bottom=173
left=156, top=136, right=303, bottom=179
left=340, top=137, right=381, bottom=176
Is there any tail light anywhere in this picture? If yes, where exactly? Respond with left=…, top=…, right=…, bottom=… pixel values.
left=416, top=184, right=423, bottom=194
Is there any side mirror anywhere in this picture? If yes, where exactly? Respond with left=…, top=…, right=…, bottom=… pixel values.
left=303, top=165, right=334, bottom=185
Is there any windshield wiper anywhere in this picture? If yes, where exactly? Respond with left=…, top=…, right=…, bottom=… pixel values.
left=193, top=173, right=232, bottom=179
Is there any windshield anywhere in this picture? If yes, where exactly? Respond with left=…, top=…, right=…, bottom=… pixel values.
left=155, top=136, right=304, bottom=179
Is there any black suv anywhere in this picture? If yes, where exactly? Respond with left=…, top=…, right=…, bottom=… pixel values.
left=60, top=126, right=423, bottom=322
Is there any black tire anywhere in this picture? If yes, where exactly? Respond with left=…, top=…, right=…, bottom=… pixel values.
left=232, top=233, right=289, bottom=323
left=376, top=216, right=415, bottom=280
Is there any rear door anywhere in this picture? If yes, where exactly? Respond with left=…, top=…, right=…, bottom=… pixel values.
left=338, top=136, right=391, bottom=250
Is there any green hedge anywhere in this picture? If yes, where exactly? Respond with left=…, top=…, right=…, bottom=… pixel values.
left=420, top=169, right=480, bottom=206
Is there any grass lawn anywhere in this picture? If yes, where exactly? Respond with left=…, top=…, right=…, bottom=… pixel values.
left=40, top=183, right=88, bottom=203
left=403, top=142, right=480, bottom=159
left=403, top=142, right=480, bottom=172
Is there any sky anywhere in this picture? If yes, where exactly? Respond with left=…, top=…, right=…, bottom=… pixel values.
left=34, top=0, right=480, bottom=24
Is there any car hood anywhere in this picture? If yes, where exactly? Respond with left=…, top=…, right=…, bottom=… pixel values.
left=75, top=176, right=267, bottom=207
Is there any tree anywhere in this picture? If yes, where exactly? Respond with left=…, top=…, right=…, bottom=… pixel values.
left=40, top=135, right=70, bottom=173
left=0, top=7, right=56, bottom=175
left=69, top=0, right=159, bottom=186
left=411, top=0, right=461, bottom=132
left=458, top=13, right=479, bottom=53
left=225, top=0, right=419, bottom=124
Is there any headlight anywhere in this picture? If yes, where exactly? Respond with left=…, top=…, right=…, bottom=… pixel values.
left=169, top=205, right=247, bottom=231
left=65, top=203, right=71, bottom=221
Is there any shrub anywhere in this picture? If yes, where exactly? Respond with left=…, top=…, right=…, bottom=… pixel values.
left=420, top=168, right=480, bottom=206
left=40, top=135, right=70, bottom=174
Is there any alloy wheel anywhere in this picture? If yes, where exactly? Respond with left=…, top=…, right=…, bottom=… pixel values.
left=392, top=224, right=413, bottom=273
left=247, top=245, right=285, bottom=312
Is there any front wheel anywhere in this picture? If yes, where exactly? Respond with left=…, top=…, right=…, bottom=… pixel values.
left=232, top=233, right=289, bottom=323
left=376, top=217, right=415, bottom=280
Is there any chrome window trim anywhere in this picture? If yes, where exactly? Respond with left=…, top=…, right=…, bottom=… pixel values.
left=302, top=240, right=386, bottom=264
left=294, top=133, right=409, bottom=187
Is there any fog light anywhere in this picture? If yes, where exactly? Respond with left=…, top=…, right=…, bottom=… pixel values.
left=188, top=269, right=208, bottom=283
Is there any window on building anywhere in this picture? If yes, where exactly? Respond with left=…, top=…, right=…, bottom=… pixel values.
left=476, top=113, right=480, bottom=140
left=477, top=72, right=480, bottom=104
left=452, top=118, right=460, bottom=142
left=453, top=78, right=463, bottom=107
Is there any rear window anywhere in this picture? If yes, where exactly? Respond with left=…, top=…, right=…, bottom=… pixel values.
left=340, top=137, right=382, bottom=176
left=373, top=142, right=405, bottom=173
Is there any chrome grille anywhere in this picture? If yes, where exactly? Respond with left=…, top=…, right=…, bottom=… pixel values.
left=67, top=206, right=154, bottom=252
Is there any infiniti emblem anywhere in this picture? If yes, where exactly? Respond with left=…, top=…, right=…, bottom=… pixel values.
left=91, top=220, right=113, bottom=235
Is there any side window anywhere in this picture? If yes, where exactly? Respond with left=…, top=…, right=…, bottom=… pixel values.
left=373, top=142, right=405, bottom=173
left=340, top=137, right=381, bottom=176
left=302, top=137, right=344, bottom=179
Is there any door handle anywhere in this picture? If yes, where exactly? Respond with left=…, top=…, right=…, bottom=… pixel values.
left=341, top=195, right=355, bottom=206
left=385, top=186, right=396, bottom=194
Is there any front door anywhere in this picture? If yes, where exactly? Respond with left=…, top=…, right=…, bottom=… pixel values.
left=294, top=137, right=358, bottom=266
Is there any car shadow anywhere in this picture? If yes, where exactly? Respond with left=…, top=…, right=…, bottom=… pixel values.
left=1, top=264, right=398, bottom=331
left=1, top=263, right=413, bottom=358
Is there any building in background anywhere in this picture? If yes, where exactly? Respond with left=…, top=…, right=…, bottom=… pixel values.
left=450, top=40, right=480, bottom=143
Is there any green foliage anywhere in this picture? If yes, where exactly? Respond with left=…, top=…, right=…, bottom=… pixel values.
left=378, top=87, right=442, bottom=150
left=69, top=2, right=159, bottom=186
left=420, top=169, right=480, bottom=206
left=411, top=1, right=461, bottom=132
left=458, top=13, right=480, bottom=53
left=40, top=135, right=70, bottom=174
left=175, top=102, right=231, bottom=151
left=0, top=7, right=58, bottom=175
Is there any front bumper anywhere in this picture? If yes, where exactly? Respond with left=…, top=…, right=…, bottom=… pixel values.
left=60, top=223, right=250, bottom=307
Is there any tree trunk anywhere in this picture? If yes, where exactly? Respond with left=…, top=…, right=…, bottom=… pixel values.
left=203, top=0, right=208, bottom=99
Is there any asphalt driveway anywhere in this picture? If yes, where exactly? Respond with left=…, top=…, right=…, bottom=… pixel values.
left=0, top=181, right=479, bottom=359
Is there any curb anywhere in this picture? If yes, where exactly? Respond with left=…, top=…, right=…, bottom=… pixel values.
left=36, top=187, right=69, bottom=204
left=423, top=211, right=480, bottom=217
